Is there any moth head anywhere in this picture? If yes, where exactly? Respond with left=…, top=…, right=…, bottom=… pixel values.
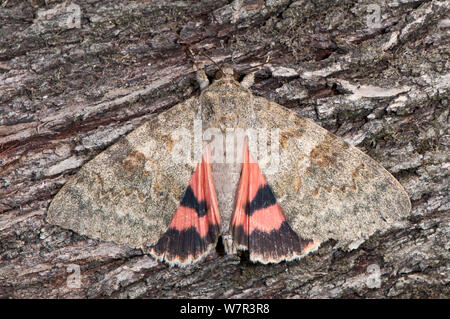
left=214, top=64, right=239, bottom=81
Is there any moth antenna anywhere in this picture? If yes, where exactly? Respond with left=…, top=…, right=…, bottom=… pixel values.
left=197, top=49, right=225, bottom=76
left=239, top=54, right=271, bottom=74
left=173, top=32, right=224, bottom=77
left=169, top=28, right=206, bottom=72
left=239, top=55, right=271, bottom=89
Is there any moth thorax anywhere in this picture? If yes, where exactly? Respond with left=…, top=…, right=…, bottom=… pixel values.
left=202, top=92, right=241, bottom=118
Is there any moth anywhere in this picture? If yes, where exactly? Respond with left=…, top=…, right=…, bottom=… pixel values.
left=47, top=64, right=411, bottom=266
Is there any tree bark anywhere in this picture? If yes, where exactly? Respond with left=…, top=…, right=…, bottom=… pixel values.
left=0, top=0, right=448, bottom=298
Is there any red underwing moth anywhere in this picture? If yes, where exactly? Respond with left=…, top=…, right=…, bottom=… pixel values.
left=47, top=65, right=411, bottom=266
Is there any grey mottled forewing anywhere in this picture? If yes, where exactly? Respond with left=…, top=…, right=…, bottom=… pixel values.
left=47, top=98, right=199, bottom=247
left=251, top=97, right=411, bottom=243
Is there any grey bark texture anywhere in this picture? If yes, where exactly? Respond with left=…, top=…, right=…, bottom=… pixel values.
left=0, top=0, right=448, bottom=298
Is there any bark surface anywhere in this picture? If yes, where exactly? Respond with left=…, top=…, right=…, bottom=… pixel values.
left=0, top=0, right=448, bottom=298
